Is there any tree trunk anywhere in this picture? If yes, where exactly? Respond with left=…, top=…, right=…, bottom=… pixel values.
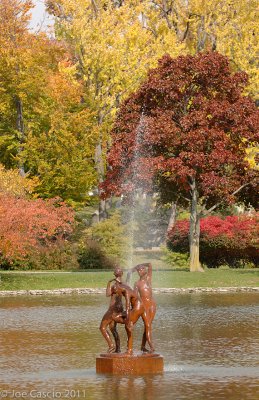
left=167, top=202, right=177, bottom=233
left=197, top=16, right=207, bottom=52
left=189, top=177, right=204, bottom=272
left=15, top=96, right=25, bottom=177
left=95, top=141, right=108, bottom=221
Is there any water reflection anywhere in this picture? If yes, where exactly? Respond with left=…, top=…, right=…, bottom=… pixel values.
left=0, top=293, right=258, bottom=400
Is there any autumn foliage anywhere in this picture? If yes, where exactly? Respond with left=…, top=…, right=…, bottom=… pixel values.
left=167, top=214, right=259, bottom=267
left=102, top=51, right=258, bottom=271
left=102, top=52, right=258, bottom=202
left=0, top=195, right=74, bottom=262
left=0, top=2, right=258, bottom=271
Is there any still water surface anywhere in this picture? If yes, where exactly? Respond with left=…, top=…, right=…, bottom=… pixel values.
left=0, top=293, right=258, bottom=400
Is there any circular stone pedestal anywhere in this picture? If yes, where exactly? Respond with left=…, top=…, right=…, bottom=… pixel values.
left=96, top=353, right=164, bottom=374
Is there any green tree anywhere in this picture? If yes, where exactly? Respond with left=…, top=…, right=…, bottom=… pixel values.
left=0, top=0, right=97, bottom=202
left=24, top=63, right=97, bottom=203
left=84, top=211, right=131, bottom=263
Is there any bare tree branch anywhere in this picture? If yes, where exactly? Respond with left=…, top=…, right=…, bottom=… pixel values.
left=202, top=182, right=253, bottom=216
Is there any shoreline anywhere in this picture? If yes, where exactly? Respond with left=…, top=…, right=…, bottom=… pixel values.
left=0, top=286, right=258, bottom=296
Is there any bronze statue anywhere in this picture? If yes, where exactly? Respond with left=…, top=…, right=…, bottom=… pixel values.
left=99, top=267, right=126, bottom=353
left=110, top=280, right=154, bottom=355
left=127, top=263, right=156, bottom=353
left=100, top=263, right=156, bottom=354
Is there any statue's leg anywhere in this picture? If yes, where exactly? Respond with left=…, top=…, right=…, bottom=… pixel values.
left=109, top=321, right=121, bottom=353
left=113, top=311, right=126, bottom=324
left=99, top=315, right=115, bottom=353
left=140, top=301, right=156, bottom=352
left=140, top=327, right=148, bottom=352
left=125, top=320, right=133, bottom=355
left=142, top=313, right=155, bottom=353
left=125, top=307, right=142, bottom=355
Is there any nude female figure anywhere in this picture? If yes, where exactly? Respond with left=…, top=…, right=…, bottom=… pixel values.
left=127, top=263, right=156, bottom=352
left=99, top=267, right=126, bottom=353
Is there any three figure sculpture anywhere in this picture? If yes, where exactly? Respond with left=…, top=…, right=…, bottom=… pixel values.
left=100, top=263, right=156, bottom=355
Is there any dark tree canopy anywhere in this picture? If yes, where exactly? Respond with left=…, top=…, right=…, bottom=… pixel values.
left=102, top=52, right=258, bottom=209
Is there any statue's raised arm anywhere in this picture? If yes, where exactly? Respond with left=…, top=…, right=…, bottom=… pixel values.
left=142, top=262, right=152, bottom=283
left=126, top=262, right=152, bottom=284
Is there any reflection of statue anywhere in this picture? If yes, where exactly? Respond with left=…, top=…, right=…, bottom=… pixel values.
left=99, top=267, right=126, bottom=353
left=127, top=263, right=156, bottom=352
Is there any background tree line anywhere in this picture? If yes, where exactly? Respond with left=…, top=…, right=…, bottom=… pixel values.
left=0, top=0, right=258, bottom=271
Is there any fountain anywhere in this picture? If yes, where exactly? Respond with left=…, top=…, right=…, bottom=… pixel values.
left=1, top=292, right=259, bottom=399
left=124, top=110, right=147, bottom=269
left=96, top=264, right=164, bottom=374
left=96, top=108, right=165, bottom=374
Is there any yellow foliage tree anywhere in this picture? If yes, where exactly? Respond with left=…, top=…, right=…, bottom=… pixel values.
left=0, top=0, right=97, bottom=202
left=0, top=0, right=63, bottom=171
left=245, top=146, right=259, bottom=171
left=24, top=62, right=97, bottom=202
left=139, top=0, right=258, bottom=98
left=0, top=163, right=36, bottom=197
left=47, top=1, right=258, bottom=212
left=46, top=0, right=186, bottom=217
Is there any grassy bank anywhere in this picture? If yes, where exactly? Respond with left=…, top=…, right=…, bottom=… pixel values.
left=0, top=269, right=258, bottom=291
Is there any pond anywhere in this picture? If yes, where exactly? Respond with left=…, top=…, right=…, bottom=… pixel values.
left=0, top=293, right=258, bottom=400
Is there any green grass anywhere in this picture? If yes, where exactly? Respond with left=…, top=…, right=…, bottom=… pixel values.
left=0, top=271, right=110, bottom=291
left=0, top=269, right=258, bottom=291
left=153, top=269, right=259, bottom=288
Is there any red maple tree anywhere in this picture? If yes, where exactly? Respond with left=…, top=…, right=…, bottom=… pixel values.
left=0, top=195, right=74, bottom=262
left=101, top=52, right=259, bottom=271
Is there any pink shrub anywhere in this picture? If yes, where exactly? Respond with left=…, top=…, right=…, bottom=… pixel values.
left=167, top=214, right=258, bottom=267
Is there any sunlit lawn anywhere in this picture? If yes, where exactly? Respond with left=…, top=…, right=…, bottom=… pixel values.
left=1, top=268, right=258, bottom=291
